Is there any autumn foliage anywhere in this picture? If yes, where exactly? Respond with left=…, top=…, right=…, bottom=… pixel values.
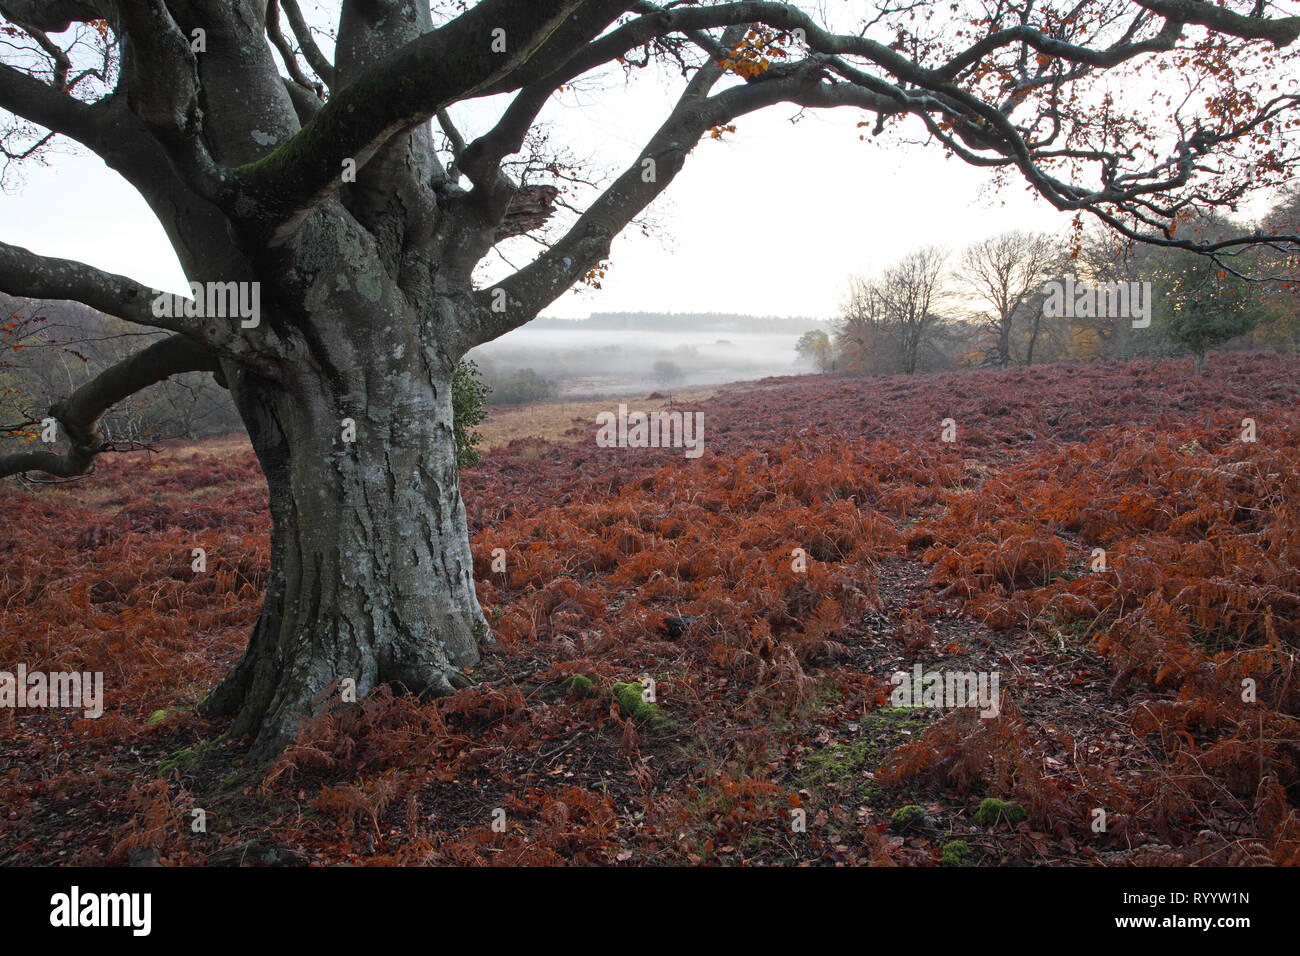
left=2, top=354, right=1298, bottom=865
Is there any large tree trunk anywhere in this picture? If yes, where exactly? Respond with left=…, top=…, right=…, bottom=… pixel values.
left=200, top=306, right=487, bottom=759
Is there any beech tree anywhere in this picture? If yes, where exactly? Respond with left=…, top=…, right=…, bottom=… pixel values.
left=1, top=0, right=1298, bottom=757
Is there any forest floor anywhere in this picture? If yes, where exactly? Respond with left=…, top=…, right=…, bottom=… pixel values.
left=1, top=353, right=1298, bottom=866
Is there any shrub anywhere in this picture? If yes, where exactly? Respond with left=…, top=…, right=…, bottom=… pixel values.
left=486, top=367, right=557, bottom=405
left=652, top=359, right=684, bottom=386
left=452, top=359, right=489, bottom=469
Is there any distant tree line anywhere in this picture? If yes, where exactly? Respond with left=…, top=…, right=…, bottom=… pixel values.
left=807, top=188, right=1299, bottom=377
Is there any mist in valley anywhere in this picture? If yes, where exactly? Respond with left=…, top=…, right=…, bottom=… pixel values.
left=467, top=313, right=828, bottom=400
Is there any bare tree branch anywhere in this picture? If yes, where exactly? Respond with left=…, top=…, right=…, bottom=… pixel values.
left=0, top=59, right=105, bottom=152
left=267, top=0, right=323, bottom=98
left=280, top=0, right=337, bottom=90
left=1133, top=0, right=1300, bottom=47
left=463, top=54, right=894, bottom=349
left=0, top=333, right=218, bottom=479
left=0, top=239, right=198, bottom=336
left=113, top=0, right=225, bottom=199
left=0, top=0, right=103, bottom=34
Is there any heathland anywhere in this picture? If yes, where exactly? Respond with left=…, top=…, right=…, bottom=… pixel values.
left=2, top=353, right=1297, bottom=865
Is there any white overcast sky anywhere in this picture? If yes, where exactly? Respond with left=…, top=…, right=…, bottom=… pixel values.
left=0, top=3, right=1291, bottom=321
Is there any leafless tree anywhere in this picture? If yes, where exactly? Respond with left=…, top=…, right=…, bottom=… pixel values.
left=960, top=231, right=1061, bottom=367
left=840, top=246, right=949, bottom=374
left=834, top=274, right=891, bottom=374
left=884, top=246, right=949, bottom=374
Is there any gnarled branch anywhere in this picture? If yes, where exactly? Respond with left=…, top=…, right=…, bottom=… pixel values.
left=0, top=239, right=197, bottom=336
left=0, top=333, right=218, bottom=479
left=225, top=0, right=596, bottom=241
left=1133, top=0, right=1300, bottom=47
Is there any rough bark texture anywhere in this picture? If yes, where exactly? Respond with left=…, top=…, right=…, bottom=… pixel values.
left=202, top=353, right=485, bottom=758
left=195, top=199, right=490, bottom=757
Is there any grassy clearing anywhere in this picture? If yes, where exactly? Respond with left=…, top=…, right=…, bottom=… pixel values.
left=479, top=389, right=718, bottom=449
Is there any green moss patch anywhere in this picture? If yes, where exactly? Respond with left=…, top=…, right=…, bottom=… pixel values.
left=941, top=839, right=974, bottom=866
left=563, top=674, right=597, bottom=698
left=611, top=681, right=674, bottom=731
left=975, top=797, right=1027, bottom=827
left=890, top=803, right=935, bottom=833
